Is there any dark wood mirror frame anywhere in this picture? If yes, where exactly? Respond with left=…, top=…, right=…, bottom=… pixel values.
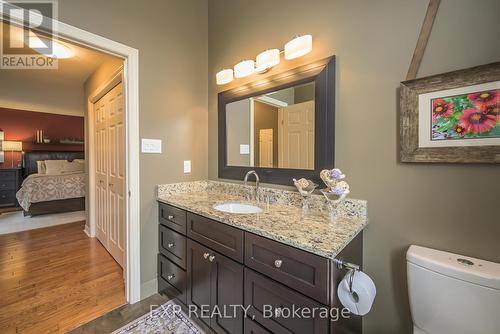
left=218, top=56, right=335, bottom=185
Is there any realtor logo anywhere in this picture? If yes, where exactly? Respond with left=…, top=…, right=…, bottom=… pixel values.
left=0, top=0, right=59, bottom=69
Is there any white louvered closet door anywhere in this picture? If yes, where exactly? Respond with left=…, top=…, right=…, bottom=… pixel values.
left=94, top=82, right=125, bottom=268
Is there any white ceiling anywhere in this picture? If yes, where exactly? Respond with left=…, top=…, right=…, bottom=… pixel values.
left=0, top=22, right=121, bottom=85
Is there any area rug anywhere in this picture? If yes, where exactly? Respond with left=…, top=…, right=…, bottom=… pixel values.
left=111, top=300, right=205, bottom=334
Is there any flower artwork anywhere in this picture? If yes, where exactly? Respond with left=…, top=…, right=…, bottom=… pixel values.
left=431, top=89, right=499, bottom=141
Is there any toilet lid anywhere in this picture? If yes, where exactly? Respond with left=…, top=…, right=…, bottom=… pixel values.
left=407, top=245, right=500, bottom=290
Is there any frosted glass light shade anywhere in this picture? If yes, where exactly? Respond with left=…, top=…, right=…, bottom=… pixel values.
left=234, top=60, right=255, bottom=78
left=255, top=49, right=280, bottom=72
left=216, top=69, right=234, bottom=85
left=284, top=35, right=312, bottom=60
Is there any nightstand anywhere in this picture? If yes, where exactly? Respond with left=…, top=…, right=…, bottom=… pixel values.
left=0, top=168, right=22, bottom=207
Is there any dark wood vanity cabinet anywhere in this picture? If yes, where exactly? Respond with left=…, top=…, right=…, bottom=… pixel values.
left=187, top=239, right=244, bottom=334
left=158, top=201, right=363, bottom=334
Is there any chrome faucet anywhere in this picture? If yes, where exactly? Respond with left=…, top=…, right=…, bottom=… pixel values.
left=244, top=170, right=260, bottom=201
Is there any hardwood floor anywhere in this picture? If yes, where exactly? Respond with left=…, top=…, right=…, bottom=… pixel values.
left=0, top=221, right=126, bottom=333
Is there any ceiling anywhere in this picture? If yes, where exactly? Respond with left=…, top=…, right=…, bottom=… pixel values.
left=0, top=22, right=121, bottom=85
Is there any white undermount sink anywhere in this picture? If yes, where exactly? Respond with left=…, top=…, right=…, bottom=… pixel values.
left=213, top=202, right=262, bottom=214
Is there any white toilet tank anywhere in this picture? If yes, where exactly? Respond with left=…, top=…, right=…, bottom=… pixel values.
left=407, top=245, right=500, bottom=334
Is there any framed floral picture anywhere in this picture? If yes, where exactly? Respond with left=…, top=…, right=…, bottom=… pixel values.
left=400, top=62, right=500, bottom=163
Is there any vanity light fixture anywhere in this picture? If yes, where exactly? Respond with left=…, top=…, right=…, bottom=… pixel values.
left=216, top=34, right=313, bottom=85
left=284, top=34, right=313, bottom=60
left=234, top=60, right=255, bottom=78
left=216, top=69, right=234, bottom=85
left=255, top=49, right=280, bottom=73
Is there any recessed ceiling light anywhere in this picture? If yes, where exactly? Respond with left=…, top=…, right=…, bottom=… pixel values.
left=28, top=33, right=74, bottom=59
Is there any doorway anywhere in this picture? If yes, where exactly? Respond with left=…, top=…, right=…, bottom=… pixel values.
left=0, top=2, right=141, bottom=303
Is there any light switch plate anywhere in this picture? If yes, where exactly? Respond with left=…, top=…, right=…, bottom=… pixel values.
left=141, top=139, right=162, bottom=154
left=183, top=160, right=191, bottom=174
left=240, top=144, right=250, bottom=155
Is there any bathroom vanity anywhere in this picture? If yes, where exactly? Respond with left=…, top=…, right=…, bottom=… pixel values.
left=156, top=181, right=367, bottom=334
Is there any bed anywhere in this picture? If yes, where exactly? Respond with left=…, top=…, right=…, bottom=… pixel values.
left=17, top=151, right=85, bottom=217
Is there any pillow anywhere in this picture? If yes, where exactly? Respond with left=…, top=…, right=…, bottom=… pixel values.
left=62, top=160, right=85, bottom=173
left=44, top=160, right=66, bottom=174
left=36, top=161, right=47, bottom=174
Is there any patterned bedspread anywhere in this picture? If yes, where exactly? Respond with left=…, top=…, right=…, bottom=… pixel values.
left=16, top=173, right=86, bottom=211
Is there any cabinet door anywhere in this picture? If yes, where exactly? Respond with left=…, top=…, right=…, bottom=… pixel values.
left=187, top=239, right=212, bottom=327
left=210, top=250, right=244, bottom=334
left=245, top=268, right=328, bottom=334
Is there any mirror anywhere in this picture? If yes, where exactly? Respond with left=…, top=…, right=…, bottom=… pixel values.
left=218, top=56, right=335, bottom=185
left=226, top=82, right=315, bottom=170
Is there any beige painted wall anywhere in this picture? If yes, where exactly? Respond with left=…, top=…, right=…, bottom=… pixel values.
left=59, top=0, right=208, bottom=297
left=208, top=0, right=500, bottom=332
left=226, top=99, right=251, bottom=166
left=0, top=72, right=85, bottom=116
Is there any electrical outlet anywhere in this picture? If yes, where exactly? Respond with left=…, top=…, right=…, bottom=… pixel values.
left=183, top=160, right=191, bottom=174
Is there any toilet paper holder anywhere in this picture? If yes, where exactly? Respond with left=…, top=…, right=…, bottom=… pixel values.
left=334, top=258, right=360, bottom=294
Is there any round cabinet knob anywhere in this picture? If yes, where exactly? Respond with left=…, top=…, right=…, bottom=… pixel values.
left=275, top=307, right=283, bottom=317
left=209, top=255, right=216, bottom=262
left=167, top=274, right=175, bottom=281
left=167, top=215, right=175, bottom=220
left=274, top=259, right=283, bottom=268
left=203, top=252, right=210, bottom=259
left=167, top=243, right=175, bottom=248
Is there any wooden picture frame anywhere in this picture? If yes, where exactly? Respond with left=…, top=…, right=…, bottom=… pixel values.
left=218, top=56, right=335, bottom=185
left=400, top=62, right=500, bottom=163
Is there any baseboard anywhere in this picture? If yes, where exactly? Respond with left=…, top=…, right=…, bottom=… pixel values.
left=83, top=224, right=91, bottom=237
left=141, top=278, right=158, bottom=300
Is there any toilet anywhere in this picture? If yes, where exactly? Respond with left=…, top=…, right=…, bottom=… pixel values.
left=407, top=245, right=500, bottom=334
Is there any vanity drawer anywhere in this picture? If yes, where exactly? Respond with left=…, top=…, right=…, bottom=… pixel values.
left=245, top=233, right=330, bottom=305
left=159, top=202, right=187, bottom=235
left=159, top=224, right=187, bottom=269
left=187, top=212, right=244, bottom=263
left=158, top=254, right=187, bottom=304
left=244, top=318, right=272, bottom=334
left=244, top=268, right=329, bottom=334
left=0, top=180, right=16, bottom=190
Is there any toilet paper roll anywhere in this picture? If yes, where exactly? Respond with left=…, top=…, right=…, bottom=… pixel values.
left=337, top=270, right=376, bottom=316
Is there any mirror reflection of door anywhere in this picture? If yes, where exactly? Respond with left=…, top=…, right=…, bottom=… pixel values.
left=259, top=129, right=273, bottom=167
left=278, top=101, right=315, bottom=169
left=225, top=81, right=315, bottom=170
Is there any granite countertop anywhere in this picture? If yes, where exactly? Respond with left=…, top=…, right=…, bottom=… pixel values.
left=157, top=181, right=368, bottom=260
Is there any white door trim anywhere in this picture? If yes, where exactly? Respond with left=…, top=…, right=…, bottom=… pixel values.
left=0, top=1, right=141, bottom=304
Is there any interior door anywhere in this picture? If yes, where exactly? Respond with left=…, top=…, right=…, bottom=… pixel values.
left=106, top=83, right=125, bottom=267
left=259, top=128, right=273, bottom=168
left=93, top=82, right=125, bottom=268
left=94, top=96, right=108, bottom=246
left=278, top=101, right=315, bottom=169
